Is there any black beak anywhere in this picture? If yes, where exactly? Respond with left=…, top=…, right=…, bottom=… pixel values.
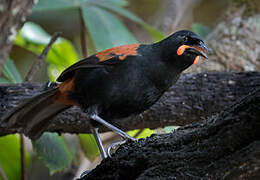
left=186, top=41, right=210, bottom=59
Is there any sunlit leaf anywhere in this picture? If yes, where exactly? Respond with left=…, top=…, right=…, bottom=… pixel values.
left=33, top=133, right=73, bottom=175
left=82, top=6, right=137, bottom=51
left=14, top=22, right=78, bottom=80
left=2, top=58, right=22, bottom=83
left=127, top=128, right=155, bottom=139
left=21, top=22, right=52, bottom=44
left=15, top=31, right=44, bottom=54
left=0, top=135, right=30, bottom=180
left=47, top=39, right=78, bottom=67
left=78, top=134, right=100, bottom=161
left=47, top=64, right=65, bottom=81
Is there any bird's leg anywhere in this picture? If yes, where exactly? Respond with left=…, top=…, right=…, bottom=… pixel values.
left=90, top=114, right=137, bottom=157
left=90, top=114, right=136, bottom=141
left=91, top=127, right=107, bottom=159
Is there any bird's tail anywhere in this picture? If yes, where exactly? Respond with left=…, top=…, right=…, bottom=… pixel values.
left=2, top=87, right=71, bottom=139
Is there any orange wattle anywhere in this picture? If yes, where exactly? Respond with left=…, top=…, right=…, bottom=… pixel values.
left=193, top=56, right=199, bottom=64
left=177, top=45, right=190, bottom=56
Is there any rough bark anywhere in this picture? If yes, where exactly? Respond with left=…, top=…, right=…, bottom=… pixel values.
left=189, top=1, right=260, bottom=73
left=79, top=87, right=260, bottom=180
left=198, top=13, right=260, bottom=72
left=0, top=0, right=34, bottom=74
left=0, top=72, right=259, bottom=138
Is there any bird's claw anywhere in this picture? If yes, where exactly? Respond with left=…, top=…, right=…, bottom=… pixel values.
left=107, top=139, right=127, bottom=157
left=107, top=137, right=137, bottom=157
left=79, top=170, right=91, bottom=179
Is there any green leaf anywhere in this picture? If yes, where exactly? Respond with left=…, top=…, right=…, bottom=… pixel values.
left=91, top=1, right=165, bottom=42
left=90, top=0, right=142, bottom=23
left=2, top=58, right=22, bottom=83
left=21, top=22, right=53, bottom=44
left=78, top=134, right=100, bottom=161
left=142, top=24, right=165, bottom=42
left=33, top=0, right=78, bottom=12
left=103, top=0, right=128, bottom=7
left=0, top=135, right=30, bottom=180
left=127, top=128, right=155, bottom=139
left=47, top=64, right=65, bottom=81
left=192, top=23, right=211, bottom=38
left=0, top=77, right=10, bottom=84
left=47, top=39, right=78, bottom=67
left=82, top=6, right=137, bottom=51
left=33, top=133, right=73, bottom=175
left=15, top=22, right=78, bottom=80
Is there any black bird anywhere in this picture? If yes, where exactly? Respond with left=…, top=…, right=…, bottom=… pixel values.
left=2, top=30, right=209, bottom=158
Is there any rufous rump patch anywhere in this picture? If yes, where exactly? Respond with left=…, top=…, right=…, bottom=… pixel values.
left=96, top=44, right=140, bottom=62
left=54, top=77, right=75, bottom=105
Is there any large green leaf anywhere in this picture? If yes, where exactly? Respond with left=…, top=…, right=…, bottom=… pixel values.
left=33, top=133, right=73, bottom=175
left=102, top=0, right=128, bottom=7
left=33, top=0, right=78, bottom=11
left=0, top=77, right=9, bottom=84
left=90, top=0, right=165, bottom=42
left=78, top=134, right=100, bottom=161
left=2, top=58, right=22, bottom=83
left=82, top=6, right=137, bottom=51
left=33, top=0, right=128, bottom=12
left=0, top=135, right=30, bottom=180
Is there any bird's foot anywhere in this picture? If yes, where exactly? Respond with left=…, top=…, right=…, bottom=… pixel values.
left=78, top=170, right=91, bottom=179
left=107, top=139, right=127, bottom=157
left=107, top=137, right=137, bottom=157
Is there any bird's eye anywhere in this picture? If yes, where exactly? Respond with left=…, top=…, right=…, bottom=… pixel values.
left=183, top=36, right=188, bottom=42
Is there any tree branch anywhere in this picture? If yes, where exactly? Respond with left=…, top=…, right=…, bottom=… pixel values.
left=0, top=72, right=259, bottom=138
left=24, top=32, right=61, bottom=82
left=80, top=88, right=260, bottom=179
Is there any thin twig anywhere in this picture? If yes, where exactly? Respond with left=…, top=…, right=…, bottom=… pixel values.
left=24, top=32, right=61, bottom=82
left=20, top=134, right=25, bottom=180
left=20, top=31, right=61, bottom=180
left=0, top=162, right=7, bottom=180
left=79, top=9, right=87, bottom=58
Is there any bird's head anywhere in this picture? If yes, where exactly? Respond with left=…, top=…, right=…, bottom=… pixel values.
left=159, top=30, right=210, bottom=70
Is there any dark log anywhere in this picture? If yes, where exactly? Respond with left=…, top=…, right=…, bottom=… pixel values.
left=80, top=87, right=260, bottom=180
left=0, top=72, right=259, bottom=138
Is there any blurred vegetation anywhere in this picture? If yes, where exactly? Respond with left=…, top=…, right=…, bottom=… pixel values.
left=0, top=135, right=30, bottom=180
